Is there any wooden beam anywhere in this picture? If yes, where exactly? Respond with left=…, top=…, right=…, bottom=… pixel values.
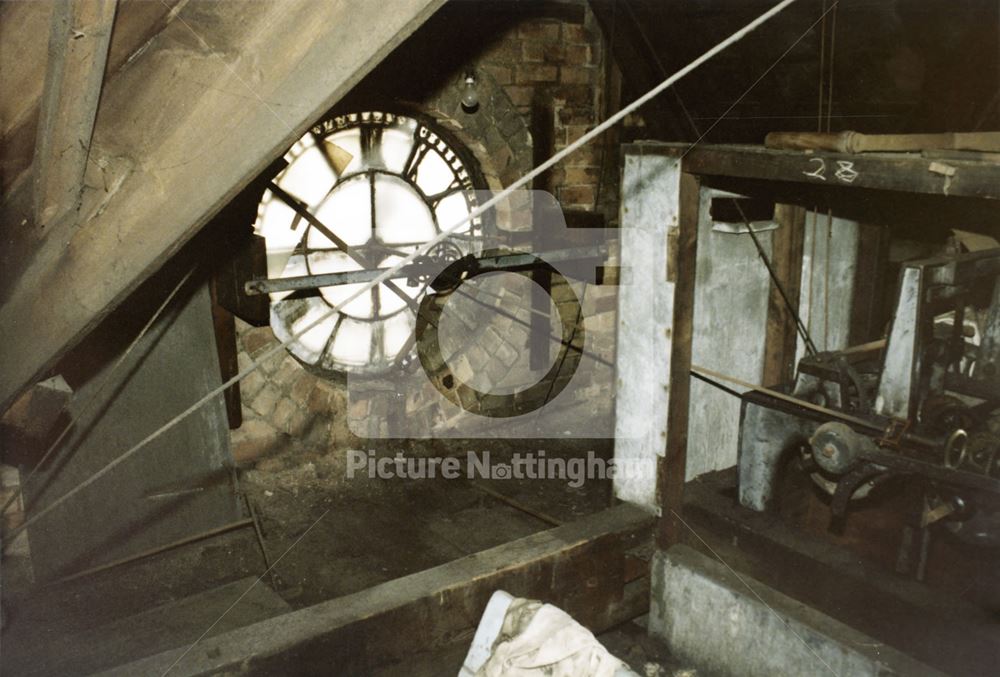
left=613, top=145, right=685, bottom=511
left=32, top=0, right=118, bottom=229
left=209, top=281, right=241, bottom=430
left=97, top=504, right=652, bottom=676
left=1, top=0, right=186, bottom=197
left=0, top=0, right=54, bottom=195
left=762, top=203, right=806, bottom=386
left=0, top=0, right=445, bottom=410
left=658, top=171, right=700, bottom=547
left=682, top=144, right=1000, bottom=200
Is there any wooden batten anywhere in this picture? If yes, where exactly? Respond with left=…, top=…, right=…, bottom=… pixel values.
left=0, top=0, right=445, bottom=410
left=32, top=0, right=119, bottom=229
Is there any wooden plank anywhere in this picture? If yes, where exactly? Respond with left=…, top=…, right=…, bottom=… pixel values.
left=24, top=280, right=240, bottom=582
left=97, top=504, right=653, bottom=676
left=658, top=171, right=700, bottom=547
left=613, top=146, right=684, bottom=510
left=32, top=0, right=118, bottom=228
left=1, top=0, right=186, bottom=196
left=682, top=144, right=1000, bottom=200
left=7, top=575, right=290, bottom=676
left=762, top=203, right=806, bottom=386
left=0, top=0, right=445, bottom=410
left=849, top=222, right=891, bottom=345
left=209, top=281, right=242, bottom=430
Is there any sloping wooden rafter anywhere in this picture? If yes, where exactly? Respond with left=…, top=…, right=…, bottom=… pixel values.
left=0, top=0, right=445, bottom=409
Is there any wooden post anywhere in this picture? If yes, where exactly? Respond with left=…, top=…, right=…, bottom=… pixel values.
left=762, top=203, right=806, bottom=386
left=614, top=145, right=680, bottom=510
left=32, top=0, right=118, bottom=229
left=209, top=279, right=242, bottom=430
left=658, top=171, right=700, bottom=547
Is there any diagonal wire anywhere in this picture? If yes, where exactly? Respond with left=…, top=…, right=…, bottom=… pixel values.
left=620, top=0, right=701, bottom=139
left=734, top=201, right=819, bottom=355
left=671, top=508, right=840, bottom=676
left=1, top=266, right=198, bottom=516
left=161, top=508, right=330, bottom=676
left=681, top=1, right=839, bottom=159
left=450, top=283, right=614, bottom=368
left=162, top=1, right=297, bottom=139
left=8, top=0, right=802, bottom=541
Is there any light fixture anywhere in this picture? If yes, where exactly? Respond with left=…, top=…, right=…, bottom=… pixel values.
left=460, top=72, right=479, bottom=114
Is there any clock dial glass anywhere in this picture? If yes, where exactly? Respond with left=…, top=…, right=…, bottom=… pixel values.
left=254, top=111, right=489, bottom=375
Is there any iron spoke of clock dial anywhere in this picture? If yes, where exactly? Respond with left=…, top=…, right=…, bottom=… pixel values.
left=404, top=138, right=432, bottom=182
left=320, top=314, right=346, bottom=363
left=268, top=180, right=374, bottom=269
left=381, top=279, right=419, bottom=313
left=425, top=181, right=464, bottom=208
left=376, top=246, right=414, bottom=258
left=369, top=172, right=377, bottom=243
left=311, top=130, right=342, bottom=180
left=371, top=287, right=384, bottom=364
left=360, top=125, right=381, bottom=167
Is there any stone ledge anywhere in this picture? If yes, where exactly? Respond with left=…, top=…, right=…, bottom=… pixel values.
left=649, top=545, right=944, bottom=677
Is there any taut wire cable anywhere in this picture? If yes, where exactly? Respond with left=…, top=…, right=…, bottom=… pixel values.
left=9, top=0, right=801, bottom=540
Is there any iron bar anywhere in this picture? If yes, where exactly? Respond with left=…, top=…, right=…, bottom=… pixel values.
left=734, top=201, right=819, bottom=356
left=244, top=245, right=607, bottom=296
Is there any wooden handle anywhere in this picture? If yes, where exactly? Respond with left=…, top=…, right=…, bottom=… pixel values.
left=764, top=131, right=859, bottom=153
left=766, top=130, right=1000, bottom=154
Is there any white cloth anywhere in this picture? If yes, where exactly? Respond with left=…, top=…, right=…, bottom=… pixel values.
left=473, top=596, right=635, bottom=677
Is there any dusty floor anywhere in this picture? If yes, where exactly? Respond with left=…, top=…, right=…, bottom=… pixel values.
left=2, top=439, right=664, bottom=675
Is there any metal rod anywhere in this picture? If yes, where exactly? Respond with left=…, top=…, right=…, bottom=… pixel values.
left=45, top=518, right=253, bottom=587
left=245, top=493, right=279, bottom=590
left=734, top=201, right=819, bottom=356
left=245, top=265, right=423, bottom=294
left=469, top=481, right=562, bottom=527
left=691, top=364, right=875, bottom=429
left=690, top=364, right=944, bottom=454
left=244, top=246, right=607, bottom=296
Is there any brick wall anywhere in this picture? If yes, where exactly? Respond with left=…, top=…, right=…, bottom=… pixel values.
left=477, top=9, right=608, bottom=212
left=231, top=319, right=356, bottom=467
left=229, top=6, right=618, bottom=471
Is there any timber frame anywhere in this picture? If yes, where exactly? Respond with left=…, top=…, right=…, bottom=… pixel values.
left=642, top=141, right=1000, bottom=676
left=99, top=504, right=653, bottom=676
left=643, top=141, right=1000, bottom=547
left=0, top=0, right=447, bottom=410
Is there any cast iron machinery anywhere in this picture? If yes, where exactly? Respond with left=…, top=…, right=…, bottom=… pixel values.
left=738, top=247, right=1000, bottom=548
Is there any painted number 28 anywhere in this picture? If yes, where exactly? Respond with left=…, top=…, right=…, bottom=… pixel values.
left=802, top=158, right=859, bottom=184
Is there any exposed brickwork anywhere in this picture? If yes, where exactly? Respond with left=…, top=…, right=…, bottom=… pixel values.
left=468, top=8, right=607, bottom=212
left=231, top=7, right=618, bottom=460
left=232, top=319, right=356, bottom=467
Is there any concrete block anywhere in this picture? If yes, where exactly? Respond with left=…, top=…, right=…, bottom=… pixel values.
left=649, top=545, right=944, bottom=677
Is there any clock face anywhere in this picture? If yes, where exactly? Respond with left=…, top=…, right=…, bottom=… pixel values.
left=254, top=110, right=489, bottom=376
